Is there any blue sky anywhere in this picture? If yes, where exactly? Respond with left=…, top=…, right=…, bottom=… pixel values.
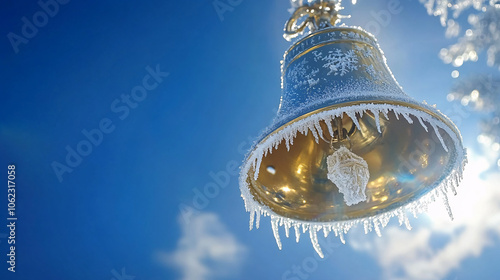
left=1, top=0, right=500, bottom=279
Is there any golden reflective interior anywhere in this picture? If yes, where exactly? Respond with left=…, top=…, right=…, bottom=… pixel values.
left=247, top=110, right=456, bottom=222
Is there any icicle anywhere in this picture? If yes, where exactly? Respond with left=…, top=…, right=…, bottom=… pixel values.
left=381, top=108, right=389, bottom=120
left=256, top=210, right=261, bottom=229
left=448, top=178, right=458, bottom=195
left=253, top=153, right=263, bottom=180
left=323, top=226, right=330, bottom=238
left=363, top=219, right=370, bottom=234
left=264, top=145, right=271, bottom=157
left=393, top=110, right=400, bottom=120
left=441, top=189, right=454, bottom=220
left=291, top=129, right=297, bottom=146
left=294, top=224, right=301, bottom=242
left=285, top=222, right=290, bottom=238
left=430, top=123, right=449, bottom=152
left=325, top=115, right=335, bottom=138
left=430, top=192, right=436, bottom=202
left=404, top=215, right=412, bottom=230
left=271, top=216, right=282, bottom=250
left=401, top=112, right=413, bottom=124
left=373, top=219, right=382, bottom=237
left=301, top=125, right=308, bottom=136
left=339, top=231, right=346, bottom=244
left=302, top=223, right=308, bottom=233
left=358, top=109, right=365, bottom=119
left=345, top=111, right=361, bottom=130
left=309, top=124, right=320, bottom=143
left=372, top=109, right=381, bottom=133
left=396, top=210, right=404, bottom=226
left=456, top=170, right=462, bottom=187
left=272, top=141, right=278, bottom=152
left=314, top=121, right=327, bottom=142
left=249, top=210, right=255, bottom=230
left=310, top=227, right=324, bottom=258
left=417, top=116, right=428, bottom=132
left=380, top=214, right=390, bottom=228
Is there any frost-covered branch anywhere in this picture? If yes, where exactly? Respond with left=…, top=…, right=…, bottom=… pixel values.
left=419, top=1, right=500, bottom=69
left=419, top=0, right=497, bottom=26
left=448, top=75, right=500, bottom=163
left=441, top=7, right=500, bottom=69
left=448, top=74, right=500, bottom=111
left=421, top=2, right=500, bottom=165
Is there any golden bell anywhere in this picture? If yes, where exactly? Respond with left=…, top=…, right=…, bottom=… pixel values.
left=239, top=1, right=466, bottom=258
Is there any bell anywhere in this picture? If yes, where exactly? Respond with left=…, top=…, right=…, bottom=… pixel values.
left=239, top=0, right=467, bottom=258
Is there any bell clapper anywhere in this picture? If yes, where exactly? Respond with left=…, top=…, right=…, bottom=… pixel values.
left=327, top=117, right=370, bottom=206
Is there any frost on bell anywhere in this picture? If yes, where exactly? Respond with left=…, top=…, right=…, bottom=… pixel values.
left=327, top=146, right=369, bottom=206
left=239, top=2, right=467, bottom=259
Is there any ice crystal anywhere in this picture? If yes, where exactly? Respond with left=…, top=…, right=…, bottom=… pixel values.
left=322, top=49, right=359, bottom=76
left=364, top=64, right=378, bottom=79
left=287, top=59, right=320, bottom=89
left=355, top=45, right=373, bottom=59
left=312, top=50, right=323, bottom=62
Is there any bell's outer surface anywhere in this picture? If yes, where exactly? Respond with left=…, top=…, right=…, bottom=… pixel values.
left=270, top=27, right=451, bottom=135
left=279, top=27, right=402, bottom=120
left=239, top=26, right=467, bottom=257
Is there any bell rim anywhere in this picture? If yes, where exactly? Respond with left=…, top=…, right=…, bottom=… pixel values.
left=258, top=96, right=462, bottom=151
left=239, top=99, right=466, bottom=224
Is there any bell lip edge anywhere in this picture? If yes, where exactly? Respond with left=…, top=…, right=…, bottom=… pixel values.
left=238, top=100, right=467, bottom=225
left=251, top=99, right=463, bottom=154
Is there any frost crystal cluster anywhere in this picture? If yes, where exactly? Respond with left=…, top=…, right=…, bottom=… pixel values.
left=287, top=59, right=320, bottom=89
left=322, top=49, right=359, bottom=76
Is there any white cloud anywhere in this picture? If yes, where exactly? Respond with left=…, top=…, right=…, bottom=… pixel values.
left=349, top=152, right=500, bottom=280
left=159, top=212, right=247, bottom=280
